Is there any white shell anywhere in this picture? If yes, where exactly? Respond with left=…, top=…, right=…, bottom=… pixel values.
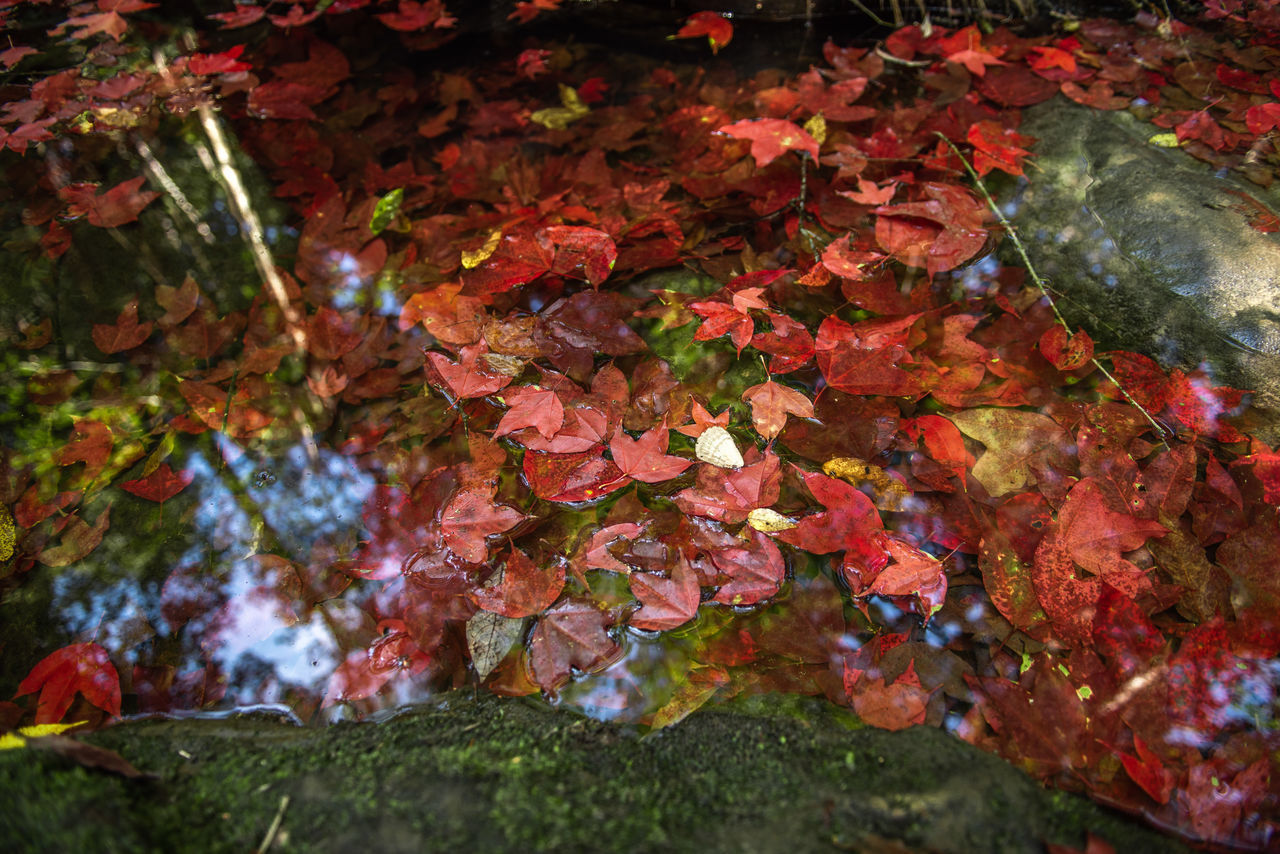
left=695, top=426, right=743, bottom=469
left=747, top=507, right=796, bottom=533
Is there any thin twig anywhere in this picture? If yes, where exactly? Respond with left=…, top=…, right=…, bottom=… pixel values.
left=934, top=132, right=1172, bottom=445
left=257, top=794, right=290, bottom=853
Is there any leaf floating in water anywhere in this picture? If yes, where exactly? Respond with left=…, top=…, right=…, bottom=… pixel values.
left=695, top=426, right=743, bottom=469
left=747, top=507, right=796, bottom=533
left=466, top=565, right=528, bottom=681
left=368, top=187, right=403, bottom=235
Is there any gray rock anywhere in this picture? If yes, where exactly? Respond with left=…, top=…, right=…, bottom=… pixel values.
left=1010, top=96, right=1280, bottom=440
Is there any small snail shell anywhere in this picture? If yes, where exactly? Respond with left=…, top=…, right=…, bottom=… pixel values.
left=695, top=426, right=744, bottom=469
left=747, top=507, right=796, bottom=532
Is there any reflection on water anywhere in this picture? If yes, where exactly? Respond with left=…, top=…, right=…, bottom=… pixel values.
left=1, top=5, right=1278, bottom=849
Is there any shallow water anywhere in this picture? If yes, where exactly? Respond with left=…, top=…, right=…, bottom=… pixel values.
left=1, top=3, right=1278, bottom=849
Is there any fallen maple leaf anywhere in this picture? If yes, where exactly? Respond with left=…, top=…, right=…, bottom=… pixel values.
left=86, top=176, right=159, bottom=228
left=119, top=464, right=194, bottom=502
left=16, top=643, right=121, bottom=723
left=426, top=342, right=515, bottom=400
left=711, top=529, right=785, bottom=605
left=844, top=661, right=930, bottom=731
left=528, top=597, right=620, bottom=694
left=629, top=555, right=700, bottom=631
left=741, top=379, right=814, bottom=439
left=936, top=24, right=1007, bottom=76
left=861, top=535, right=948, bottom=621
left=1038, top=325, right=1094, bottom=371
left=609, top=425, right=693, bottom=483
left=494, top=385, right=565, bottom=440
left=91, top=299, right=152, bottom=354
left=673, top=11, right=733, bottom=54
left=815, top=314, right=923, bottom=397
left=523, top=448, right=629, bottom=503
left=473, top=548, right=565, bottom=618
left=776, top=469, right=882, bottom=555
left=946, top=407, right=1070, bottom=497
left=440, top=487, right=526, bottom=563
left=717, top=118, right=820, bottom=168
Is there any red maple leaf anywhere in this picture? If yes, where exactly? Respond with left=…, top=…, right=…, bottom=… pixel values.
left=306, top=306, right=362, bottom=360
left=844, top=661, right=930, bottom=731
left=119, top=464, right=194, bottom=503
left=935, top=25, right=1006, bottom=76
left=528, top=597, right=620, bottom=694
left=376, top=0, right=454, bottom=31
left=515, top=403, right=611, bottom=453
left=399, top=282, right=486, bottom=345
left=523, top=448, right=629, bottom=503
left=860, top=535, right=948, bottom=621
left=208, top=5, right=265, bottom=28
left=508, top=0, right=563, bottom=24
left=717, top=118, right=820, bottom=167
left=57, top=419, right=114, bottom=477
left=1056, top=479, right=1167, bottom=583
left=674, top=400, right=731, bottom=439
left=426, top=342, right=515, bottom=400
left=673, top=11, right=733, bottom=54
left=873, top=182, right=988, bottom=276
left=815, top=314, right=923, bottom=397
left=440, top=487, right=526, bottom=563
left=0, top=46, right=37, bottom=69
left=473, top=548, right=565, bottom=618
left=1027, top=45, right=1077, bottom=73
left=689, top=299, right=754, bottom=354
left=675, top=451, right=782, bottom=523
left=777, top=469, right=883, bottom=555
left=1118, top=734, right=1176, bottom=805
left=187, top=45, right=251, bottom=75
left=155, top=276, right=200, bottom=327
left=1163, top=368, right=1247, bottom=441
left=1038, top=326, right=1094, bottom=371
left=609, top=424, right=693, bottom=483
left=571, top=521, right=649, bottom=582
left=540, top=226, right=617, bottom=288
left=37, top=507, right=112, bottom=568
left=629, top=555, right=700, bottom=631
left=16, top=642, right=121, bottom=723
left=711, top=529, right=785, bottom=605
left=64, top=177, right=159, bottom=228
left=750, top=312, right=815, bottom=374
left=741, top=379, right=814, bottom=440
left=966, top=120, right=1035, bottom=178
left=494, top=385, right=565, bottom=440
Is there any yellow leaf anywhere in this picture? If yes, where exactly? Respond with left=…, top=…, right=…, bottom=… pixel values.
left=803, top=113, right=827, bottom=147
left=462, top=229, right=502, bottom=269
left=0, top=720, right=85, bottom=750
left=530, top=84, right=590, bottom=130
left=0, top=504, right=13, bottom=561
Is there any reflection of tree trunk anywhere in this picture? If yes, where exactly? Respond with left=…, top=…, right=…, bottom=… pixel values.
left=5, top=691, right=1187, bottom=853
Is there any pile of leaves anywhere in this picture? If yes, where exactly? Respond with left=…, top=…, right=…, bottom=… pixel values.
left=1, top=0, right=1279, bottom=848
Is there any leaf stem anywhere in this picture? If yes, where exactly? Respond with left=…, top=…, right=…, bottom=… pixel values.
left=934, top=132, right=1171, bottom=445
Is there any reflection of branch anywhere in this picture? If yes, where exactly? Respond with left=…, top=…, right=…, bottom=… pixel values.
left=195, top=104, right=321, bottom=463
left=936, top=132, right=1171, bottom=446
left=195, top=104, right=306, bottom=354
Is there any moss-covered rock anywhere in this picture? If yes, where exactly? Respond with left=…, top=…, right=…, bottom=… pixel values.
left=1, top=692, right=1186, bottom=853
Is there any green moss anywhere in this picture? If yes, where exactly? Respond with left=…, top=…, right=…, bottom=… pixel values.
left=0, top=693, right=1188, bottom=854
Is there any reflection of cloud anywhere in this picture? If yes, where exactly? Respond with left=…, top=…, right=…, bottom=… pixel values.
left=170, top=440, right=374, bottom=706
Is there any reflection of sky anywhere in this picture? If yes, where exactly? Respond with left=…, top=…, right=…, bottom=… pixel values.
left=174, top=439, right=374, bottom=701
left=325, top=246, right=405, bottom=317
